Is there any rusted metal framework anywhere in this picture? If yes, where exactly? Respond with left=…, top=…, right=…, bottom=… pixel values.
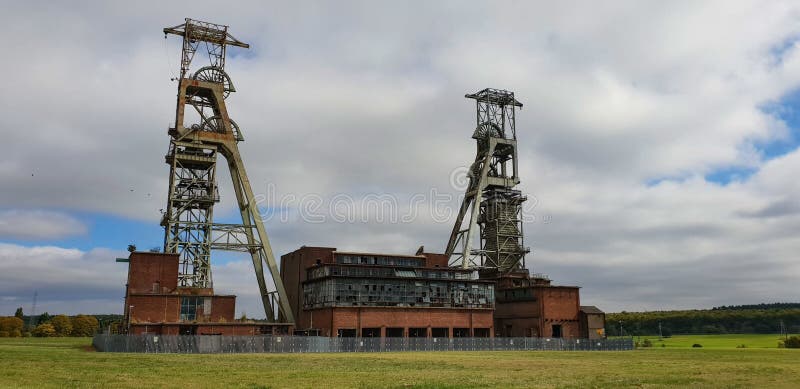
left=446, top=88, right=530, bottom=273
left=161, top=18, right=293, bottom=323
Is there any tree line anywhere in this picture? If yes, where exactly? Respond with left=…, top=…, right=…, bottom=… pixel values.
left=606, top=304, right=800, bottom=336
left=0, top=307, right=101, bottom=337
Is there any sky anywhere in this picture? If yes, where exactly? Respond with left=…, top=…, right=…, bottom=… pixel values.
left=2, top=1, right=800, bottom=318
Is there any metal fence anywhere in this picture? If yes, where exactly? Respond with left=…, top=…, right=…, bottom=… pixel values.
left=92, top=335, right=634, bottom=353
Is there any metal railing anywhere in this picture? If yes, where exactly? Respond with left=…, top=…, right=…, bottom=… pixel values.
left=92, top=335, right=634, bottom=353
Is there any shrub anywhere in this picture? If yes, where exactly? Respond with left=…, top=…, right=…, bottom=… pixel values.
left=692, top=343, right=702, bottom=348
left=70, top=315, right=99, bottom=337
left=784, top=336, right=800, bottom=349
left=0, top=317, right=24, bottom=335
left=50, top=315, right=72, bottom=337
left=642, top=339, right=653, bottom=347
left=33, top=323, right=56, bottom=337
left=0, top=331, right=8, bottom=337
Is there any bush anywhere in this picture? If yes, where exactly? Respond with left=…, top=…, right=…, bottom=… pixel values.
left=70, top=315, right=99, bottom=337
left=784, top=336, right=800, bottom=349
left=692, top=343, right=703, bottom=348
left=33, top=323, right=56, bottom=337
left=50, top=315, right=72, bottom=337
left=0, top=317, right=24, bottom=336
left=642, top=339, right=653, bottom=347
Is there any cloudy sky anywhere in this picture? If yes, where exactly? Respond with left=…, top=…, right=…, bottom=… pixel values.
left=2, top=1, right=800, bottom=317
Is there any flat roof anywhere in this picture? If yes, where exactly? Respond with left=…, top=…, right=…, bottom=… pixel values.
left=334, top=251, right=426, bottom=259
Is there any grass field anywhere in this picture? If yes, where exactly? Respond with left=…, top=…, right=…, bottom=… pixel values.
left=636, top=333, right=798, bottom=349
left=2, top=336, right=799, bottom=388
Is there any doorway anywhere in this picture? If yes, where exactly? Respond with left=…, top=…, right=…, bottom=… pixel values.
left=552, top=324, right=562, bottom=338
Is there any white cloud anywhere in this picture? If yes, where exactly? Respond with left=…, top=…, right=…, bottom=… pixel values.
left=1, top=1, right=800, bottom=312
left=0, top=210, right=87, bottom=240
left=0, top=244, right=127, bottom=315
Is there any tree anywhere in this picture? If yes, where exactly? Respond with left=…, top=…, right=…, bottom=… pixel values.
left=14, top=307, right=23, bottom=319
left=37, top=312, right=52, bottom=324
left=0, top=317, right=24, bottom=337
left=70, top=315, right=99, bottom=337
left=785, top=336, right=800, bottom=349
left=33, top=323, right=56, bottom=337
left=50, top=315, right=72, bottom=337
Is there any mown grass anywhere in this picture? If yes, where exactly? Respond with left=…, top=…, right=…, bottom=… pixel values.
left=1, top=336, right=799, bottom=388
left=637, top=333, right=798, bottom=348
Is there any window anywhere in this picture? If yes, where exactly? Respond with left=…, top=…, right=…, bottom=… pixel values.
left=362, top=328, right=381, bottom=337
left=386, top=328, right=404, bottom=337
left=180, top=297, right=201, bottom=321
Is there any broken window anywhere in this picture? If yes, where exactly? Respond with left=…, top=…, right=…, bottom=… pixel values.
left=385, top=328, right=404, bottom=337
left=180, top=297, right=201, bottom=321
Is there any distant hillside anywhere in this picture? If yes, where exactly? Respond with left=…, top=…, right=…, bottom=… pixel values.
left=21, top=314, right=123, bottom=332
left=711, top=303, right=800, bottom=311
left=606, top=304, right=800, bottom=336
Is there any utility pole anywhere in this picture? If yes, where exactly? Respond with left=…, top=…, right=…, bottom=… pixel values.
left=780, top=320, right=787, bottom=340
left=28, top=290, right=38, bottom=330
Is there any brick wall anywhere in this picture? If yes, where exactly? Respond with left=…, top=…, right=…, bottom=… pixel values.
left=280, top=246, right=336, bottom=320
left=537, top=286, right=580, bottom=338
left=495, top=300, right=542, bottom=337
left=494, top=284, right=583, bottom=338
left=209, top=295, right=236, bottom=322
left=300, top=307, right=493, bottom=337
left=421, top=252, right=449, bottom=268
left=127, top=252, right=179, bottom=293
left=128, top=295, right=179, bottom=323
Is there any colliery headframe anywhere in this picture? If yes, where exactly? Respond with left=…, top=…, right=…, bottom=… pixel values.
left=117, top=18, right=607, bottom=341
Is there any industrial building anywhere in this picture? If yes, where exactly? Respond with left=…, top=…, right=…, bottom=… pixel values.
left=280, top=247, right=494, bottom=337
left=121, top=251, right=288, bottom=335
left=119, top=18, right=605, bottom=340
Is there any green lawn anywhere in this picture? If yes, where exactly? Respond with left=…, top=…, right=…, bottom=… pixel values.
left=2, top=336, right=799, bottom=388
left=637, top=334, right=798, bottom=348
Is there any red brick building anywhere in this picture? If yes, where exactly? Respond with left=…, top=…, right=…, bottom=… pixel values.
left=490, top=270, right=581, bottom=338
left=121, top=250, right=604, bottom=339
left=121, top=252, right=288, bottom=335
left=280, top=247, right=495, bottom=337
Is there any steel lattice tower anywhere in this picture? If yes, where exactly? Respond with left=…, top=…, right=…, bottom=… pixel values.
left=161, top=18, right=294, bottom=323
left=445, top=88, right=530, bottom=273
